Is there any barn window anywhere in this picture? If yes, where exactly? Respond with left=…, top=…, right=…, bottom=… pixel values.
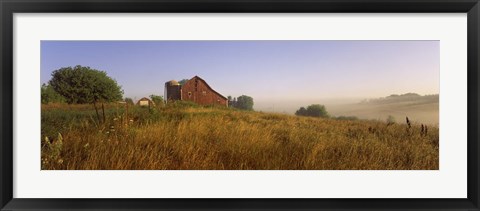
left=202, top=91, right=206, bottom=95
left=188, top=92, right=192, bottom=97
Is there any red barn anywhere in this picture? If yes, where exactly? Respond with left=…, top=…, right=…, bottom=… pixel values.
left=165, top=76, right=228, bottom=107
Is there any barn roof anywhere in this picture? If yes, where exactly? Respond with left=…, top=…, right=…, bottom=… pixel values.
left=190, top=76, right=228, bottom=100
left=137, top=97, right=155, bottom=105
left=138, top=97, right=151, bottom=101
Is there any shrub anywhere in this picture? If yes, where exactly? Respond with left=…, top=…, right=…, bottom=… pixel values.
left=295, top=104, right=329, bottom=118
left=387, top=115, right=396, bottom=124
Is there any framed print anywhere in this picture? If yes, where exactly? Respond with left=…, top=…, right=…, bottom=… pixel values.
left=1, top=0, right=479, bottom=210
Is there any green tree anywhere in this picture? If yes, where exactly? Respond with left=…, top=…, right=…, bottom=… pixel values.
left=295, top=107, right=307, bottom=116
left=306, top=104, right=328, bottom=118
left=178, top=79, right=189, bottom=86
left=149, top=94, right=164, bottom=106
left=234, top=95, right=254, bottom=110
left=41, top=83, right=66, bottom=104
left=227, top=96, right=233, bottom=107
left=49, top=65, right=123, bottom=123
left=124, top=98, right=134, bottom=105
left=295, top=104, right=328, bottom=118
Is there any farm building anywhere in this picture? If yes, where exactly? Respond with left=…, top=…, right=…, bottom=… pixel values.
left=136, top=97, right=155, bottom=107
left=164, top=76, right=228, bottom=107
left=164, top=80, right=181, bottom=101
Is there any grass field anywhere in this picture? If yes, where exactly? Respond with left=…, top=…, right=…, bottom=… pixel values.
left=41, top=102, right=439, bottom=170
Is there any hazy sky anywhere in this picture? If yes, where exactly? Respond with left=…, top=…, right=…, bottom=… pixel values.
left=41, top=40, right=439, bottom=106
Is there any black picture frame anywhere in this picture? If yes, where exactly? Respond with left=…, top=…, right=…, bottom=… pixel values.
left=1, top=0, right=479, bottom=210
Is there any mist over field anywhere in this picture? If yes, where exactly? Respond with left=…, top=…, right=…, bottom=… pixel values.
left=255, top=94, right=439, bottom=125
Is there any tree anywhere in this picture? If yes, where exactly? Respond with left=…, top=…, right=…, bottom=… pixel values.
left=295, top=107, right=307, bottom=116
left=149, top=94, right=164, bottom=106
left=49, top=65, right=123, bottom=123
left=227, top=96, right=233, bottom=107
left=178, top=79, right=189, bottom=86
left=41, top=83, right=66, bottom=104
left=234, top=95, right=254, bottom=110
left=124, top=98, right=134, bottom=105
left=306, top=104, right=328, bottom=118
left=295, top=104, right=328, bottom=118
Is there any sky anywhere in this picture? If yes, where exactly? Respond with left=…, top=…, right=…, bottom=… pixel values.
left=41, top=40, right=439, bottom=110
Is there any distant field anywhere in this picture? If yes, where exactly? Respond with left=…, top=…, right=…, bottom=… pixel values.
left=41, top=102, right=439, bottom=170
left=328, top=101, right=439, bottom=126
left=257, top=95, right=439, bottom=125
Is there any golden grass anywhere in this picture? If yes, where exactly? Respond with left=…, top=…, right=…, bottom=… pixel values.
left=41, top=104, right=439, bottom=170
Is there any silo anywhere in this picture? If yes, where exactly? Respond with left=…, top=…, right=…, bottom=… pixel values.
left=165, top=80, right=182, bottom=102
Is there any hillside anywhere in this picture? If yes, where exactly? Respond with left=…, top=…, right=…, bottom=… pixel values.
left=360, top=93, right=439, bottom=105
left=41, top=103, right=439, bottom=170
left=255, top=94, right=439, bottom=125
left=327, top=94, right=439, bottom=125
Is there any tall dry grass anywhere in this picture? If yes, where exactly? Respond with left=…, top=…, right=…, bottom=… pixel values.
left=41, top=103, right=439, bottom=170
